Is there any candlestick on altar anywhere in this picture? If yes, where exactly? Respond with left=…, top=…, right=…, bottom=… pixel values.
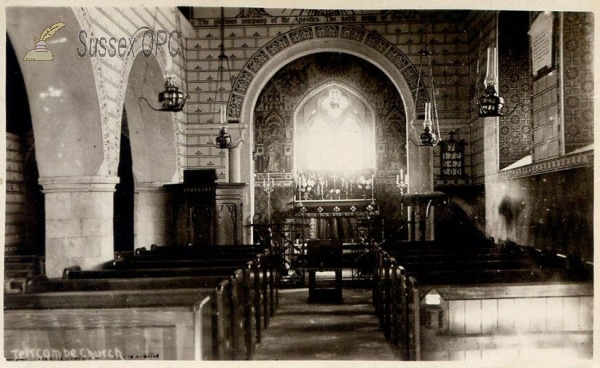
left=262, top=174, right=275, bottom=223
left=371, top=174, right=375, bottom=199
left=396, top=169, right=408, bottom=196
left=331, top=173, right=339, bottom=190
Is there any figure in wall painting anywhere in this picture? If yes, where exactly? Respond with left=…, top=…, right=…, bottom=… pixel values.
left=254, top=145, right=265, bottom=173
left=266, top=142, right=281, bottom=173
left=385, top=120, right=404, bottom=170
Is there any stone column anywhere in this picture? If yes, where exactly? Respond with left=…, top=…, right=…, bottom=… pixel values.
left=39, top=176, right=119, bottom=278
left=229, top=145, right=242, bottom=183
left=134, top=183, right=172, bottom=250
left=407, top=119, right=436, bottom=241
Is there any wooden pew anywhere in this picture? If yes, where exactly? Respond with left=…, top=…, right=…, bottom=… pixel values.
left=108, top=258, right=253, bottom=270
left=4, top=255, right=45, bottom=293
left=372, top=249, right=420, bottom=360
left=60, top=266, right=270, bottom=357
left=7, top=270, right=265, bottom=361
left=398, top=259, right=536, bottom=272
left=405, top=268, right=548, bottom=285
left=25, top=263, right=267, bottom=360
left=418, top=282, right=594, bottom=361
left=25, top=275, right=229, bottom=293
left=115, top=244, right=279, bottom=319
left=34, top=242, right=279, bottom=360
left=63, top=267, right=243, bottom=279
left=5, top=288, right=216, bottom=360
left=132, top=244, right=267, bottom=257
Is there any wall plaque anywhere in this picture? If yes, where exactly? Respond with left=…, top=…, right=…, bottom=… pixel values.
left=529, top=12, right=554, bottom=76
left=440, top=132, right=465, bottom=177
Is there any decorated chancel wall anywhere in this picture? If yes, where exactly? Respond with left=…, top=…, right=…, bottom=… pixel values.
left=253, top=52, right=408, bottom=221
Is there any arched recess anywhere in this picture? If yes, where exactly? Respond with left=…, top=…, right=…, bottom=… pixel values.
left=123, top=52, right=179, bottom=250
left=116, top=25, right=185, bottom=183
left=123, top=53, right=178, bottom=184
left=6, top=7, right=105, bottom=177
left=232, top=25, right=427, bottom=241
left=294, top=82, right=377, bottom=172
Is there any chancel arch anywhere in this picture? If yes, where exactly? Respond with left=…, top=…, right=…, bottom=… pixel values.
left=234, top=27, right=427, bottom=241
left=251, top=52, right=409, bottom=238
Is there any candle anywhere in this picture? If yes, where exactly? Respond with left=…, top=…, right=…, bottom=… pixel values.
left=220, top=105, right=226, bottom=124
left=400, top=168, right=404, bottom=181
left=166, top=53, right=173, bottom=73
left=396, top=175, right=399, bottom=185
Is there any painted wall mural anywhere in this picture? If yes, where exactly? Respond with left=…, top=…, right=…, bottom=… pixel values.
left=253, top=52, right=407, bottom=219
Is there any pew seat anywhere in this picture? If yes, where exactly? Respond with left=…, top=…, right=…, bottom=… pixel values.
left=25, top=275, right=230, bottom=293
left=419, top=282, right=594, bottom=361
left=63, top=267, right=243, bottom=279
left=108, top=258, right=254, bottom=270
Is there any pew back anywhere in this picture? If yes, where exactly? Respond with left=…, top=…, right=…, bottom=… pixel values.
left=5, top=289, right=214, bottom=361
left=419, top=282, right=594, bottom=361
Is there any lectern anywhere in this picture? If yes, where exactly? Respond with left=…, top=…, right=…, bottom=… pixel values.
left=306, top=239, right=343, bottom=303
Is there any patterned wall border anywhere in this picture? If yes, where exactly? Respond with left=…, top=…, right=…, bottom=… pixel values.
left=229, top=24, right=426, bottom=120
left=74, top=8, right=112, bottom=175
left=471, top=150, right=593, bottom=185
left=434, top=178, right=472, bottom=186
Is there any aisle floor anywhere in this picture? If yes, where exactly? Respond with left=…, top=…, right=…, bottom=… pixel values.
left=253, top=288, right=400, bottom=360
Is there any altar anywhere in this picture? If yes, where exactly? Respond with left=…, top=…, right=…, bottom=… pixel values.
left=293, top=199, right=379, bottom=241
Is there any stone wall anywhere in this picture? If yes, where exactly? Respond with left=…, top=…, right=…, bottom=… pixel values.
left=185, top=9, right=473, bottom=184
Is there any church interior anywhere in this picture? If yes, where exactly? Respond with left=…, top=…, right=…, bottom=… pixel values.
left=3, top=5, right=595, bottom=364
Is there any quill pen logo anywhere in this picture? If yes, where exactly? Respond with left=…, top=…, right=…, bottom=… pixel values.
left=23, top=22, right=66, bottom=61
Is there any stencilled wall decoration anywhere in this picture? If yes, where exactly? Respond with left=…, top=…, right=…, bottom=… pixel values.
left=253, top=52, right=407, bottom=218
left=563, top=12, right=594, bottom=153
left=498, top=52, right=532, bottom=168
left=498, top=12, right=532, bottom=170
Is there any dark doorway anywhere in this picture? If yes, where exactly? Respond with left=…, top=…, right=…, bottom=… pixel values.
left=6, top=35, right=45, bottom=257
left=113, top=108, right=135, bottom=252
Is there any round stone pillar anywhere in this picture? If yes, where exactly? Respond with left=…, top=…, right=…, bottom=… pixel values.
left=39, top=176, right=119, bottom=278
